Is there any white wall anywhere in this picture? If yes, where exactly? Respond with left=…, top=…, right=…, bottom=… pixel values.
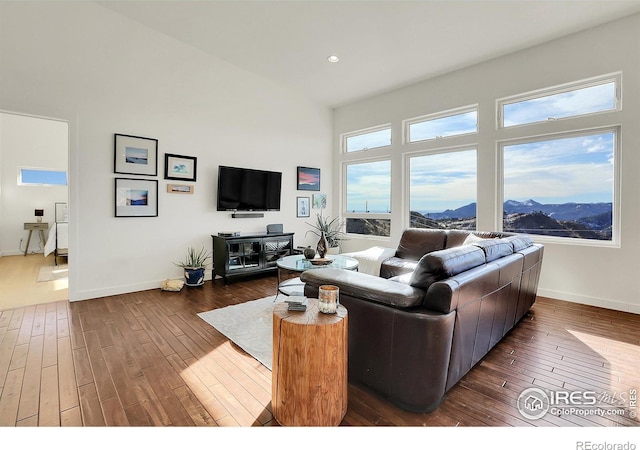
left=0, top=2, right=333, bottom=301
left=334, top=14, right=640, bottom=314
left=0, top=113, right=68, bottom=256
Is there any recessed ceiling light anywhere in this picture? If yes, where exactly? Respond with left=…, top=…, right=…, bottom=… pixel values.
left=327, top=55, right=340, bottom=63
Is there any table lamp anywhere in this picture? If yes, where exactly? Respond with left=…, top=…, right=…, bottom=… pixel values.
left=35, top=209, right=44, bottom=223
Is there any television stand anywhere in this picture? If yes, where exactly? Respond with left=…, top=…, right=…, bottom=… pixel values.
left=212, top=232, right=294, bottom=283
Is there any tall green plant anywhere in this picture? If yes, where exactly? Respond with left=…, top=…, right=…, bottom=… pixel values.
left=305, top=213, right=347, bottom=248
left=174, top=246, right=212, bottom=268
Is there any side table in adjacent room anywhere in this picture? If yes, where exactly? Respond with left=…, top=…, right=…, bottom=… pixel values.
left=23, top=222, right=48, bottom=256
left=272, top=299, right=348, bottom=426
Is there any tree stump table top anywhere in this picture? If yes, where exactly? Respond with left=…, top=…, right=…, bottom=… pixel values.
left=272, top=299, right=348, bottom=426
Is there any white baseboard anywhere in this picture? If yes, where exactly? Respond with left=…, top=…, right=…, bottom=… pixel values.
left=538, top=288, right=640, bottom=315
left=1, top=250, right=35, bottom=257
left=69, top=273, right=213, bottom=302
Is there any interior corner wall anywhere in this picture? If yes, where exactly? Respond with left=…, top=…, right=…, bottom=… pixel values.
left=0, top=112, right=69, bottom=256
left=333, top=14, right=640, bottom=314
left=0, top=2, right=333, bottom=301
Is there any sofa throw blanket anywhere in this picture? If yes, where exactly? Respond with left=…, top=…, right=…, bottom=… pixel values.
left=341, top=246, right=396, bottom=276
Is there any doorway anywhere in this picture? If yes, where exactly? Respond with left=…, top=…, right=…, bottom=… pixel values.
left=0, top=111, right=69, bottom=311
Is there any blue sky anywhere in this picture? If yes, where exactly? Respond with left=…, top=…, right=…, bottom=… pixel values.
left=346, top=160, right=391, bottom=213
left=504, top=131, right=614, bottom=205
left=346, top=83, right=615, bottom=214
left=409, top=149, right=476, bottom=212
left=503, top=82, right=615, bottom=126
left=20, top=168, right=67, bottom=186
left=409, top=111, right=477, bottom=142
left=346, top=129, right=391, bottom=152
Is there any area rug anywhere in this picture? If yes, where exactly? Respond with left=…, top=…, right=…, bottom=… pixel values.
left=37, top=264, right=69, bottom=282
left=197, top=295, right=283, bottom=370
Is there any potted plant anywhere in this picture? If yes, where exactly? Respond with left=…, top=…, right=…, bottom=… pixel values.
left=306, top=212, right=347, bottom=256
left=174, top=246, right=212, bottom=287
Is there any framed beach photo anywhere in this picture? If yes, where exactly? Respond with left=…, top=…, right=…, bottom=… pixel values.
left=164, top=153, right=197, bottom=182
left=115, top=178, right=158, bottom=217
left=297, top=166, right=320, bottom=191
left=297, top=196, right=310, bottom=217
left=114, top=134, right=158, bottom=176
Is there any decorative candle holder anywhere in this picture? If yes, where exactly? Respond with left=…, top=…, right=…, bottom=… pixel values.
left=318, top=285, right=339, bottom=314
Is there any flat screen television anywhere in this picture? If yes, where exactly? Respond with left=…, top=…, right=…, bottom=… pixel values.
left=217, top=165, right=282, bottom=211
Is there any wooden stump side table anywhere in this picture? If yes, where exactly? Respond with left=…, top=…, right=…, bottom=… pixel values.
left=272, top=299, right=348, bottom=426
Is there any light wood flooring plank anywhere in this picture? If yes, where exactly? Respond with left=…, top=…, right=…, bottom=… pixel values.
left=38, top=364, right=60, bottom=426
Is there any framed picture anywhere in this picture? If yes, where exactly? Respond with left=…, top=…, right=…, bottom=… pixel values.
left=114, top=134, right=158, bottom=176
left=164, top=153, right=197, bottom=182
left=167, top=184, right=194, bottom=194
left=115, top=178, right=158, bottom=217
left=297, top=166, right=320, bottom=191
left=297, top=196, right=310, bottom=217
left=312, top=193, right=327, bottom=209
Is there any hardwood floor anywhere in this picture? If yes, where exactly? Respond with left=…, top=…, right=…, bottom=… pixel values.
left=0, top=275, right=638, bottom=428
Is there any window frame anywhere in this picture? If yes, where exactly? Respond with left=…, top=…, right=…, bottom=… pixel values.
left=341, top=124, right=392, bottom=154
left=497, top=126, right=620, bottom=247
left=342, top=157, right=392, bottom=239
left=497, top=72, right=622, bottom=129
left=405, top=145, right=479, bottom=231
left=17, top=167, right=68, bottom=186
left=403, top=104, right=479, bottom=144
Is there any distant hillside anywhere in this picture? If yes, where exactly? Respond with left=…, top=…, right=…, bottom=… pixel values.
left=346, top=218, right=391, bottom=237
left=410, top=203, right=611, bottom=240
left=421, top=199, right=612, bottom=229
left=410, top=211, right=476, bottom=230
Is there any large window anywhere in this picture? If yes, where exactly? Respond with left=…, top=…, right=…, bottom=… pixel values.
left=405, top=105, right=478, bottom=143
left=408, top=148, right=477, bottom=230
left=498, top=74, right=620, bottom=128
left=501, top=129, right=616, bottom=241
left=336, top=73, right=621, bottom=246
left=342, top=125, right=391, bottom=153
left=344, top=159, right=391, bottom=237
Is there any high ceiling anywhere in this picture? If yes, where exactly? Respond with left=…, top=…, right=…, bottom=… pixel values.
left=98, top=0, right=640, bottom=108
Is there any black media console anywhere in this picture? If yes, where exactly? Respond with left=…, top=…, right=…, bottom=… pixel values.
left=212, top=232, right=294, bottom=283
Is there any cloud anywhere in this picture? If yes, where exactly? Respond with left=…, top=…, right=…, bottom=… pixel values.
left=504, top=132, right=614, bottom=203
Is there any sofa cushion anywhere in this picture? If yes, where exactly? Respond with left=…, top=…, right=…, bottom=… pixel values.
left=462, top=233, right=487, bottom=246
left=409, top=245, right=486, bottom=290
left=471, top=238, right=513, bottom=262
left=503, top=235, right=534, bottom=251
left=395, top=228, right=447, bottom=260
left=380, top=257, right=419, bottom=279
left=388, top=272, right=413, bottom=285
left=301, top=268, right=425, bottom=309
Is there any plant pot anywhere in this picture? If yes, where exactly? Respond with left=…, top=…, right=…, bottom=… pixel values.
left=184, top=267, right=205, bottom=287
left=327, top=246, right=340, bottom=255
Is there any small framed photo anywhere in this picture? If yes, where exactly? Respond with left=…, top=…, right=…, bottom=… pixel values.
left=114, top=134, right=158, bottom=176
left=312, top=193, right=327, bottom=209
left=164, top=153, right=197, bottom=182
left=115, top=178, right=158, bottom=217
left=297, top=196, right=310, bottom=218
left=167, top=184, right=194, bottom=194
left=297, top=166, right=320, bottom=191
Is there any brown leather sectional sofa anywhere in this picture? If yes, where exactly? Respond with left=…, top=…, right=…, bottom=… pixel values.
left=301, top=228, right=544, bottom=412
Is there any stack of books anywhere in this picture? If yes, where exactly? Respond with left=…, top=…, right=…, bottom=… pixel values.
left=286, top=296, right=308, bottom=312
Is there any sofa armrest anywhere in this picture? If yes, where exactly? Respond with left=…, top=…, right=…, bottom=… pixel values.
left=300, top=268, right=425, bottom=308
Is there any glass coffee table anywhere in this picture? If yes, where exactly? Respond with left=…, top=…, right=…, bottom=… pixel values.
left=276, top=254, right=359, bottom=298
